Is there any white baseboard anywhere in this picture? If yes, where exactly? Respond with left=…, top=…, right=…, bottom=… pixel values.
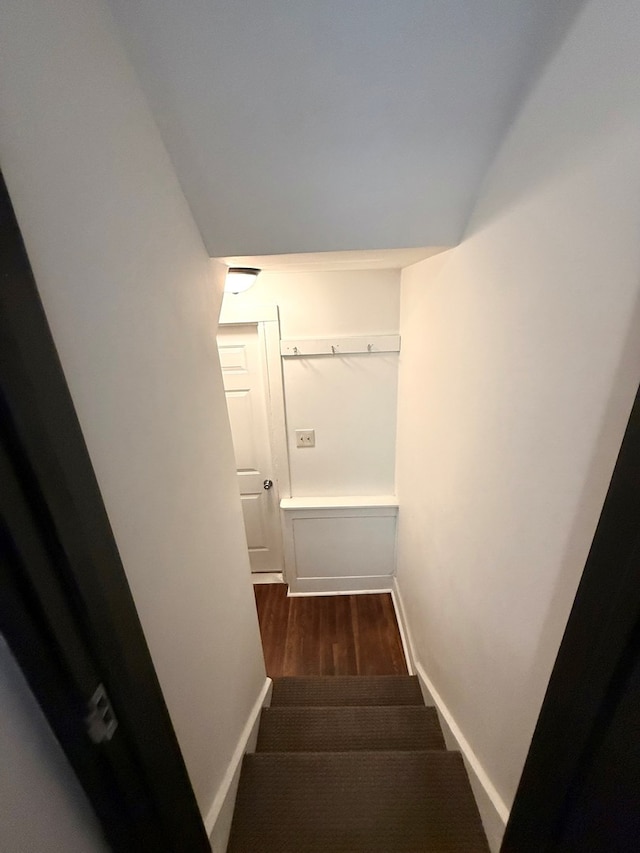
left=391, top=580, right=508, bottom=853
left=251, top=572, right=284, bottom=585
left=389, top=584, right=415, bottom=676
left=205, top=677, right=272, bottom=851
left=287, top=575, right=394, bottom=595
left=414, top=662, right=509, bottom=852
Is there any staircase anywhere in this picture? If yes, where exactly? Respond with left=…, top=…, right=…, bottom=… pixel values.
left=227, top=675, right=489, bottom=852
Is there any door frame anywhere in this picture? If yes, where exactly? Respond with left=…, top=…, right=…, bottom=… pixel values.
left=0, top=171, right=210, bottom=851
left=219, top=302, right=291, bottom=578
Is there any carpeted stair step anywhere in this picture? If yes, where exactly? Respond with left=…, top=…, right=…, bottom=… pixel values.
left=227, top=749, right=489, bottom=852
left=271, top=674, right=424, bottom=707
left=257, top=705, right=446, bottom=752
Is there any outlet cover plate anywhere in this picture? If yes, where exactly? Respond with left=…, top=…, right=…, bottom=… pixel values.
left=295, top=429, right=315, bottom=448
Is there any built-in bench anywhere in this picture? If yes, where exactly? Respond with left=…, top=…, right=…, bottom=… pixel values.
left=280, top=496, right=399, bottom=595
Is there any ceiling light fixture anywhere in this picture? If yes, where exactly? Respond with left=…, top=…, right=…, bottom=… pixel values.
left=224, top=267, right=261, bottom=294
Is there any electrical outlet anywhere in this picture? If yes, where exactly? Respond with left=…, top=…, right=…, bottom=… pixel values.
left=295, top=429, right=315, bottom=448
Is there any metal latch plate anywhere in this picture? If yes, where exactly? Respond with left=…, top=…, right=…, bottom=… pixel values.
left=85, top=683, right=118, bottom=744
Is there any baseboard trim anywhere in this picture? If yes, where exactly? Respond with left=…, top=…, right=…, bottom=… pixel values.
left=391, top=579, right=508, bottom=852
left=205, top=676, right=272, bottom=848
left=414, top=661, right=509, bottom=850
left=251, top=572, right=285, bottom=585
left=287, top=575, right=394, bottom=595
left=389, top=583, right=415, bottom=676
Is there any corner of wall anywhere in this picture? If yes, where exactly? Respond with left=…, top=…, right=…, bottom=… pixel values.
left=210, top=258, right=229, bottom=323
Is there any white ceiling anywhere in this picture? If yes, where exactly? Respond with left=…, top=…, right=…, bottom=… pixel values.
left=108, top=1, right=584, bottom=258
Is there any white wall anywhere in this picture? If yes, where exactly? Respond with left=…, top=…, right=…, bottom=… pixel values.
left=395, top=1, right=640, bottom=848
left=223, top=269, right=400, bottom=496
left=0, top=638, right=109, bottom=853
left=0, top=0, right=266, bottom=829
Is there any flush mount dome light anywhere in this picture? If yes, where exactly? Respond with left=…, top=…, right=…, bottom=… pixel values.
left=224, top=266, right=261, bottom=294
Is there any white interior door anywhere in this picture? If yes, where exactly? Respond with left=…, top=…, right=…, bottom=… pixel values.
left=217, top=323, right=283, bottom=573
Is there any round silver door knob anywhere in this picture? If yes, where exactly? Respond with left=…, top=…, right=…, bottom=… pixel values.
left=263, top=479, right=273, bottom=490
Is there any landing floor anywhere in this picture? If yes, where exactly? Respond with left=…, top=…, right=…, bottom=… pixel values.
left=253, top=584, right=407, bottom=677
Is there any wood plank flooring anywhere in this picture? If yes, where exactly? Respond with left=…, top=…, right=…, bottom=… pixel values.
left=253, top=585, right=408, bottom=677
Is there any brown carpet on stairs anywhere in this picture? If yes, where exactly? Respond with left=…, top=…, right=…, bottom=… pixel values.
left=271, top=674, right=424, bottom=706
left=228, top=676, right=490, bottom=852
left=257, top=705, right=447, bottom=752
left=228, top=750, right=489, bottom=853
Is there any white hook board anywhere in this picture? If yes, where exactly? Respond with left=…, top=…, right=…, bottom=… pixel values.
left=280, top=335, right=400, bottom=357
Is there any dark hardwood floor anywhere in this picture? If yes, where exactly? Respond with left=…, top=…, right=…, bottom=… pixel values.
left=253, top=584, right=408, bottom=677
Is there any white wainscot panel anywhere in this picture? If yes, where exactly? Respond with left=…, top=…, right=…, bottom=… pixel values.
left=281, top=502, right=398, bottom=594
left=294, top=516, right=395, bottom=578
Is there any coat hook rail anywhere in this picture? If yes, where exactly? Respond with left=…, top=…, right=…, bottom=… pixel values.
left=280, top=335, right=400, bottom=357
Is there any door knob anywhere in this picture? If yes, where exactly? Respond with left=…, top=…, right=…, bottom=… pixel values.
left=263, top=479, right=273, bottom=490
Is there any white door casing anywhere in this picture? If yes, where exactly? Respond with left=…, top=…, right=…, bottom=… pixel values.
left=218, top=323, right=284, bottom=573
